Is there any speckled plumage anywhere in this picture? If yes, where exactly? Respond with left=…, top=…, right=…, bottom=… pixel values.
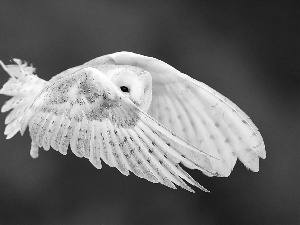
left=0, top=52, right=266, bottom=192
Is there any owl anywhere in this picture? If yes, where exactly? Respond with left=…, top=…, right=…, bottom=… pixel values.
left=0, top=52, right=265, bottom=192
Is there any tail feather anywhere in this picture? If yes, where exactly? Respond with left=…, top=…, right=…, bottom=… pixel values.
left=0, top=59, right=47, bottom=139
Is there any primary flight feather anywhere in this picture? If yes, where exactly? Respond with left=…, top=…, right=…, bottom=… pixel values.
left=0, top=52, right=265, bottom=192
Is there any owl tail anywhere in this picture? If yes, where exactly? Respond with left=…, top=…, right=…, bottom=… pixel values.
left=0, top=59, right=47, bottom=139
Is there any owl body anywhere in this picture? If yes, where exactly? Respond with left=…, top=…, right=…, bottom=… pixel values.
left=0, top=52, right=265, bottom=192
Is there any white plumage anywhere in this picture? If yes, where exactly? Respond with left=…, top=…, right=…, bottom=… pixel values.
left=0, top=52, right=266, bottom=192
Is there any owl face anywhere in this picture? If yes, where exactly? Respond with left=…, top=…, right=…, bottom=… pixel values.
left=110, top=67, right=152, bottom=112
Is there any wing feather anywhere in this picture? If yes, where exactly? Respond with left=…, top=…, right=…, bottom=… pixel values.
left=127, top=128, right=177, bottom=189
left=120, top=129, right=160, bottom=183
left=43, top=115, right=62, bottom=151
left=162, top=94, right=189, bottom=141
left=1, top=97, right=30, bottom=113
left=163, top=81, right=263, bottom=175
left=138, top=111, right=217, bottom=177
left=5, top=106, right=26, bottom=124
left=50, top=115, right=65, bottom=151
left=134, top=134, right=172, bottom=186
left=173, top=85, right=235, bottom=175
left=98, top=120, right=116, bottom=168
left=119, top=129, right=147, bottom=179
left=133, top=124, right=207, bottom=192
left=36, top=113, right=52, bottom=147
left=108, top=127, right=132, bottom=172
left=118, top=127, right=159, bottom=181
left=76, top=117, right=88, bottom=158
left=20, top=106, right=34, bottom=135
left=29, top=112, right=48, bottom=141
left=70, top=121, right=82, bottom=157
left=83, top=118, right=92, bottom=158
left=111, top=107, right=152, bottom=179
left=85, top=120, right=94, bottom=159
left=120, top=129, right=154, bottom=180
left=94, top=122, right=109, bottom=166
left=40, top=114, right=55, bottom=150
left=4, top=117, right=23, bottom=139
left=187, top=82, right=261, bottom=171
left=135, top=125, right=185, bottom=188
left=55, top=117, right=71, bottom=155
left=59, top=118, right=76, bottom=155
left=89, top=121, right=102, bottom=169
left=105, top=120, right=130, bottom=175
left=164, top=86, right=198, bottom=142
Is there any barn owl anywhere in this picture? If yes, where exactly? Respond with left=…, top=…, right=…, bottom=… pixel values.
left=0, top=52, right=265, bottom=192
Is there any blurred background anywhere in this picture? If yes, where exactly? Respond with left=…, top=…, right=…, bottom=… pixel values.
left=0, top=0, right=298, bottom=224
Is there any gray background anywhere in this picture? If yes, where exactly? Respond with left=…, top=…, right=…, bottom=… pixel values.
left=0, top=1, right=298, bottom=224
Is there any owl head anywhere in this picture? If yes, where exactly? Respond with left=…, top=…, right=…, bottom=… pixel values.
left=109, top=66, right=152, bottom=112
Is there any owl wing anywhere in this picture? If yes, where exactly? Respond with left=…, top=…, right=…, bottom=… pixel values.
left=23, top=67, right=216, bottom=192
left=100, top=51, right=266, bottom=177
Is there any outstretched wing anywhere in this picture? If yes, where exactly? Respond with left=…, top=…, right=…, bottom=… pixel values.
left=22, top=67, right=216, bottom=192
left=93, top=51, right=266, bottom=177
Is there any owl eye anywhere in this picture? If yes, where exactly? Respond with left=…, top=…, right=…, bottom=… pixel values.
left=120, top=86, right=129, bottom=92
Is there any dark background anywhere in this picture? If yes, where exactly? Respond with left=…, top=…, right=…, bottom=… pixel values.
left=0, top=1, right=298, bottom=224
